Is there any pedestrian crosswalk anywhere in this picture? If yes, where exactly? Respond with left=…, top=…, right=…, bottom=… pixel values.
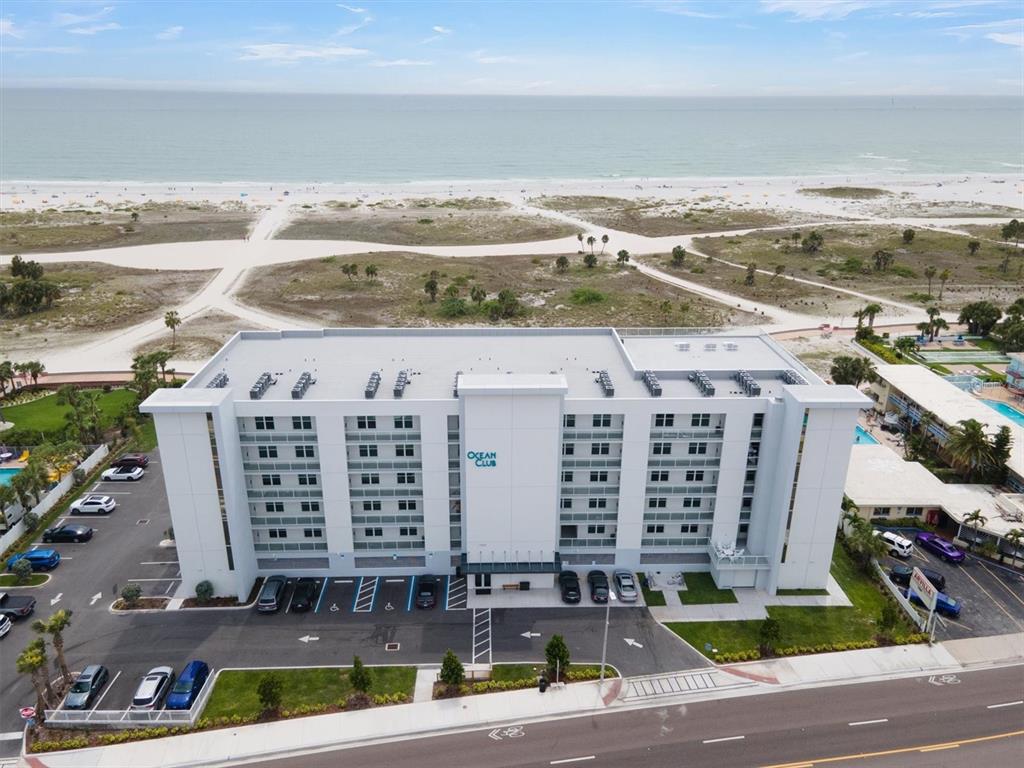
left=622, top=669, right=755, bottom=701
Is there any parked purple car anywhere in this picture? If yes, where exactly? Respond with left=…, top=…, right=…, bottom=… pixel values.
left=914, top=531, right=966, bottom=563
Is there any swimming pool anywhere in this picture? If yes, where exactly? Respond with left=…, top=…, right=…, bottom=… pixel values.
left=0, top=467, right=22, bottom=487
left=981, top=399, right=1024, bottom=427
left=854, top=426, right=879, bottom=445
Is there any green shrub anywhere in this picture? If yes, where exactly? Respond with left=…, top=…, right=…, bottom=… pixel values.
left=569, top=287, right=607, bottom=305
left=195, top=580, right=214, bottom=604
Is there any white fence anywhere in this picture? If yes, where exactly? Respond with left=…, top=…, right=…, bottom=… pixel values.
left=44, top=667, right=216, bottom=729
left=0, top=444, right=109, bottom=553
left=873, top=560, right=928, bottom=632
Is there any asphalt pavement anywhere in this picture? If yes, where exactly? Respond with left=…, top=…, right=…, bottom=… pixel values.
left=257, top=665, right=1024, bottom=768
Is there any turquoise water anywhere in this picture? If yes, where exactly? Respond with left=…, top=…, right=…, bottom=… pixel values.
left=854, top=426, right=880, bottom=445
left=981, top=399, right=1024, bottom=427
left=1, top=92, right=1021, bottom=182
left=0, top=468, right=22, bottom=487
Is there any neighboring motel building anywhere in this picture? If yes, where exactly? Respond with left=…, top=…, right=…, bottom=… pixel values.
left=142, top=328, right=867, bottom=600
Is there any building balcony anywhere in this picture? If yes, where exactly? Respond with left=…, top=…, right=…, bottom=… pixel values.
left=343, top=431, right=421, bottom=442
left=246, top=488, right=324, bottom=499
left=648, top=428, right=724, bottom=440
left=242, top=461, right=321, bottom=472
left=347, top=459, right=423, bottom=470
left=561, top=429, right=624, bottom=440
left=559, top=538, right=616, bottom=548
left=646, top=457, right=721, bottom=469
left=560, top=485, right=621, bottom=496
left=706, top=542, right=771, bottom=569
left=239, top=432, right=318, bottom=444
left=559, top=458, right=622, bottom=469
left=644, top=484, right=717, bottom=495
left=459, top=552, right=562, bottom=575
left=640, top=537, right=710, bottom=548
left=348, top=487, right=424, bottom=498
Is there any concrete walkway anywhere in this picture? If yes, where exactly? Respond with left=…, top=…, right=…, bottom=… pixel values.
left=413, top=668, right=438, bottom=703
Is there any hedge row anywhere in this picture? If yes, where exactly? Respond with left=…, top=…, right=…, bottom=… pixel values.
left=31, top=726, right=194, bottom=753
left=713, top=634, right=930, bottom=665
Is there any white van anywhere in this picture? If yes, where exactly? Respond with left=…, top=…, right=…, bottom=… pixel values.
left=875, top=530, right=914, bottom=558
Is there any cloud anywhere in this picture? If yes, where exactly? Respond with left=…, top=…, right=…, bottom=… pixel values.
left=156, top=26, right=184, bottom=40
left=370, top=58, right=433, bottom=67
left=336, top=17, right=372, bottom=35
left=420, top=25, right=454, bottom=44
left=944, top=17, right=1024, bottom=44
left=471, top=49, right=517, bottom=64
left=835, top=49, right=870, bottom=60
left=988, top=30, right=1024, bottom=46
left=432, top=25, right=453, bottom=34
left=68, top=22, right=121, bottom=36
left=239, top=43, right=370, bottom=62
left=641, top=1, right=725, bottom=18
left=3, top=45, right=82, bottom=54
left=1, top=17, right=24, bottom=38
left=759, top=1, right=874, bottom=20
left=337, top=4, right=367, bottom=13
left=55, top=6, right=115, bottom=27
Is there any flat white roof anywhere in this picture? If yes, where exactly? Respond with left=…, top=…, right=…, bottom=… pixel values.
left=180, top=328, right=833, bottom=403
left=846, top=443, right=1023, bottom=538
left=875, top=364, right=1024, bottom=478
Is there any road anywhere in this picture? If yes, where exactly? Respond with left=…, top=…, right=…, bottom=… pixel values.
left=255, top=666, right=1024, bottom=768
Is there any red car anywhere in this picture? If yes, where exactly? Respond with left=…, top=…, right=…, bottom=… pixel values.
left=113, top=453, right=150, bottom=469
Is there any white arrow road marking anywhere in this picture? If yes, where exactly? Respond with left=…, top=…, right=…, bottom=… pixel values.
left=520, top=631, right=541, bottom=639
left=624, top=638, right=643, bottom=648
left=89, top=592, right=102, bottom=606
left=49, top=593, right=63, bottom=607
left=489, top=729, right=502, bottom=741
left=299, top=635, right=320, bottom=643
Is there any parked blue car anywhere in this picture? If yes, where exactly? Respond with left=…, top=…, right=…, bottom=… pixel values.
left=164, top=660, right=210, bottom=710
left=900, top=586, right=963, bottom=619
left=914, top=532, right=966, bottom=563
left=6, top=549, right=61, bottom=572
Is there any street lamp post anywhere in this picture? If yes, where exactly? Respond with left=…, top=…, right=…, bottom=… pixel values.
left=600, top=590, right=616, bottom=683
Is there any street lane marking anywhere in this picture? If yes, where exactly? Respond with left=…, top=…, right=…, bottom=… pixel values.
left=91, top=670, right=121, bottom=709
left=979, top=562, right=1024, bottom=609
left=314, top=578, right=328, bottom=613
left=139, top=561, right=178, bottom=566
left=385, top=578, right=405, bottom=583
left=848, top=719, right=888, bottom=726
left=123, top=577, right=178, bottom=582
left=0, top=733, right=23, bottom=741
left=959, top=564, right=1023, bottom=629
left=760, top=729, right=1024, bottom=767
left=333, top=579, right=354, bottom=584
left=703, top=735, right=745, bottom=744
left=550, top=758, right=595, bottom=765
left=987, top=700, right=1023, bottom=709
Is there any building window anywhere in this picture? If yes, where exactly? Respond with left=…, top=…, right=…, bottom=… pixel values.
left=650, top=470, right=669, bottom=482
left=561, top=498, right=573, bottom=509
left=588, top=498, right=607, bottom=509
left=906, top=506, right=923, bottom=517
left=745, top=469, right=757, bottom=483
left=397, top=472, right=415, bottom=484
left=292, top=416, right=313, bottom=430
left=254, top=416, right=275, bottom=430
left=394, top=415, right=413, bottom=429
left=680, top=524, right=698, bottom=534
left=300, top=501, right=320, bottom=512
left=396, top=444, right=415, bottom=457
left=303, top=528, right=323, bottom=538
left=356, top=416, right=376, bottom=430
left=295, top=445, right=314, bottom=458
left=361, top=473, right=380, bottom=485
left=359, top=445, right=378, bottom=458
left=364, top=527, right=383, bottom=537
left=591, top=442, right=610, bottom=455
left=875, top=507, right=891, bottom=517
left=685, top=470, right=704, bottom=482
left=298, top=474, right=318, bottom=486
left=268, top=529, right=287, bottom=539
left=265, top=501, right=284, bottom=513
left=688, top=442, right=708, bottom=455
left=562, top=471, right=574, bottom=483
left=399, top=526, right=419, bottom=536
left=648, top=497, right=667, bottom=508
left=742, top=497, right=752, bottom=510
left=691, top=414, right=711, bottom=427
left=261, top=474, right=281, bottom=486
left=258, top=445, right=278, bottom=459
left=590, top=470, right=609, bottom=483
left=655, top=413, right=674, bottom=427
left=562, top=443, right=575, bottom=456
left=593, top=414, right=612, bottom=428
left=653, top=442, right=671, bottom=455
left=563, top=414, right=576, bottom=428
left=753, top=413, right=764, bottom=428
left=398, top=500, right=417, bottom=511
left=682, top=497, right=701, bottom=508
left=363, top=500, right=381, bottom=511
left=561, top=524, right=578, bottom=539
left=646, top=524, right=665, bottom=534
left=587, top=525, right=606, bottom=534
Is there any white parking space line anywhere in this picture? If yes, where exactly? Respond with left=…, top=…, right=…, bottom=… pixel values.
left=91, top=670, right=121, bottom=709
left=124, top=577, right=178, bottom=582
left=550, top=757, right=595, bottom=765
left=987, top=700, right=1023, bottom=709
left=384, top=578, right=405, bottom=583
left=979, top=562, right=1024, bottom=609
left=139, top=561, right=179, bottom=566
left=702, top=735, right=745, bottom=744
left=446, top=576, right=467, bottom=610
left=849, top=719, right=889, bottom=726
left=959, top=565, right=1024, bottom=629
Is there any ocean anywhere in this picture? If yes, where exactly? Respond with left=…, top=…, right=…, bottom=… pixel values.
left=1, top=90, right=1021, bottom=183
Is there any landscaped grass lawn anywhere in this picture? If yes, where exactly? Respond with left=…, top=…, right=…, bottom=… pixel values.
left=678, top=572, right=738, bottom=605
left=0, top=573, right=49, bottom=587
left=202, top=666, right=416, bottom=720
left=667, top=543, right=910, bottom=658
left=776, top=588, right=829, bottom=596
left=2, top=389, right=136, bottom=437
left=638, top=573, right=667, bottom=607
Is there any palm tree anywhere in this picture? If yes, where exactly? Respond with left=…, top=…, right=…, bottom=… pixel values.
left=853, top=308, right=867, bottom=331
left=893, top=336, right=917, bottom=357
left=968, top=240, right=981, bottom=256
left=862, top=303, right=882, bottom=329
left=583, top=253, right=597, bottom=269
left=164, top=310, right=182, bottom=350
left=16, top=637, right=56, bottom=718
left=576, top=233, right=584, bottom=251
left=938, top=269, right=951, bottom=301
left=616, top=249, right=630, bottom=266
left=423, top=278, right=438, bottom=302
left=945, top=419, right=994, bottom=482
left=554, top=256, right=569, bottom=273
left=830, top=355, right=877, bottom=387
left=586, top=236, right=596, bottom=255
left=364, top=264, right=378, bottom=281
left=962, top=509, right=988, bottom=552
left=148, top=349, right=172, bottom=382
left=924, top=265, right=937, bottom=298
left=32, top=610, right=73, bottom=685
left=25, top=360, right=45, bottom=386
left=1003, top=528, right=1024, bottom=564
left=0, top=484, right=16, bottom=516
left=925, top=306, right=942, bottom=341
left=773, top=264, right=785, bottom=281
left=470, top=286, right=486, bottom=305
left=600, top=234, right=609, bottom=254
left=932, top=317, right=949, bottom=341
left=915, top=321, right=931, bottom=341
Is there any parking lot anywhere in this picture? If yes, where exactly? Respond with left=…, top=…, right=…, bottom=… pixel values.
left=882, top=537, right=1024, bottom=640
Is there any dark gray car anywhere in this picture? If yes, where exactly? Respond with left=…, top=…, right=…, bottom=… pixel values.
left=257, top=575, right=287, bottom=613
left=65, top=665, right=110, bottom=710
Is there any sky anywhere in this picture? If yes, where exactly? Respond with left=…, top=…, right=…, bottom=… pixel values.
left=0, top=1, right=1021, bottom=96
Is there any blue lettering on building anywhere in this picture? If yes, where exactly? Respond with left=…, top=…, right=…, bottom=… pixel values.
left=466, top=451, right=497, bottom=468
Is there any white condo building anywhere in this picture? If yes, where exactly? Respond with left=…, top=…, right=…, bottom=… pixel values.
left=141, top=328, right=868, bottom=600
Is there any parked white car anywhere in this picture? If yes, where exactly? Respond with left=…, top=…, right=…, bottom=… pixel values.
left=130, top=666, right=174, bottom=710
left=69, top=494, right=117, bottom=515
left=101, top=465, right=144, bottom=482
left=875, top=529, right=914, bottom=558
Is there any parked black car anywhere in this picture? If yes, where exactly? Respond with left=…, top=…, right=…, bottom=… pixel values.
left=587, top=570, right=609, bottom=603
left=889, top=564, right=946, bottom=593
left=289, top=578, right=318, bottom=612
left=42, top=524, right=94, bottom=544
left=257, top=575, right=287, bottom=613
left=558, top=570, right=581, bottom=604
left=416, top=575, right=439, bottom=609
